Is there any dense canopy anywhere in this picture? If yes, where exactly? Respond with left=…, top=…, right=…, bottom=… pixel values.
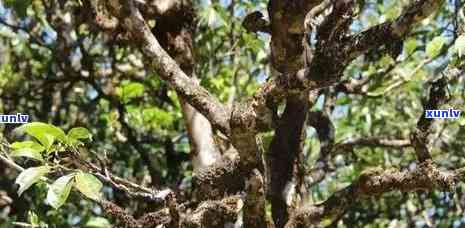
left=0, top=0, right=464, bottom=227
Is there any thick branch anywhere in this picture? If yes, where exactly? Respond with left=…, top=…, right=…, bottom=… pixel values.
left=243, top=169, right=267, bottom=228
left=116, top=1, right=231, bottom=135
left=286, top=160, right=459, bottom=227
left=252, top=0, right=445, bottom=128
left=150, top=0, right=222, bottom=172
left=193, top=158, right=244, bottom=201
left=100, top=200, right=141, bottom=228
left=180, top=196, right=240, bottom=227
left=137, top=208, right=171, bottom=227
left=287, top=66, right=464, bottom=226
left=267, top=94, right=310, bottom=228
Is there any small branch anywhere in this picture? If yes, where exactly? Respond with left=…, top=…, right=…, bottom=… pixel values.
left=2, top=138, right=170, bottom=205
left=411, top=75, right=449, bottom=162
left=242, top=11, right=271, bottom=34
left=11, top=222, right=39, bottom=227
left=347, top=0, right=445, bottom=59
left=0, top=18, right=51, bottom=49
left=333, top=137, right=411, bottom=151
left=76, top=154, right=173, bottom=204
left=0, top=142, right=172, bottom=228
left=334, top=56, right=407, bottom=96
left=306, top=111, right=335, bottom=187
left=304, top=0, right=332, bottom=34
left=0, top=153, right=24, bottom=173
left=286, top=160, right=459, bottom=227
left=365, top=58, right=433, bottom=97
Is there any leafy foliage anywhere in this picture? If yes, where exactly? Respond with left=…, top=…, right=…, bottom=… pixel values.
left=74, top=172, right=103, bottom=201
left=10, top=123, right=103, bottom=212
left=46, top=174, right=75, bottom=210
left=0, top=0, right=463, bottom=227
left=16, top=122, right=67, bottom=151
left=426, top=36, right=446, bottom=58
left=10, top=141, right=45, bottom=161
left=15, top=166, right=50, bottom=196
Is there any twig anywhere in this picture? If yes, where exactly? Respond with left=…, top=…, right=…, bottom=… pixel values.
left=0, top=153, right=24, bottom=172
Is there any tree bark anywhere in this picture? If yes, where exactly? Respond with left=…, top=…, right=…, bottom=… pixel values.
left=150, top=0, right=222, bottom=172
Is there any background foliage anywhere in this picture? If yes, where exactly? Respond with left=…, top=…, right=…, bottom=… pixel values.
left=0, top=0, right=464, bottom=227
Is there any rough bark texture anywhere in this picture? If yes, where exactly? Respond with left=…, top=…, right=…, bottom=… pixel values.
left=285, top=161, right=458, bottom=227
left=180, top=196, right=240, bottom=227
left=150, top=0, right=222, bottom=172
left=265, top=2, right=321, bottom=226
left=306, top=111, right=335, bottom=187
left=411, top=76, right=449, bottom=162
left=73, top=0, right=459, bottom=227
left=114, top=0, right=232, bottom=135
left=244, top=169, right=267, bottom=228
left=267, top=95, right=309, bottom=228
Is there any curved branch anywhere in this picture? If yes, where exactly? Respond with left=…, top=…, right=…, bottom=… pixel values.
left=286, top=67, right=464, bottom=227
left=252, top=0, right=446, bottom=123
left=306, top=111, right=335, bottom=187
left=286, top=160, right=459, bottom=227
left=411, top=73, right=449, bottom=162
left=114, top=1, right=231, bottom=135
left=346, top=0, right=445, bottom=59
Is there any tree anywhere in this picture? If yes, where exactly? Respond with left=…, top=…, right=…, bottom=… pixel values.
left=0, top=0, right=464, bottom=227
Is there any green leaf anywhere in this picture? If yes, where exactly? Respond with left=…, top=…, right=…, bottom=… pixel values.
left=15, top=122, right=67, bottom=149
left=67, top=127, right=92, bottom=145
left=453, top=35, right=465, bottom=57
left=28, top=211, right=40, bottom=226
left=85, top=217, right=111, bottom=228
left=74, top=172, right=103, bottom=201
left=46, top=174, right=75, bottom=209
left=4, top=0, right=32, bottom=18
left=142, top=107, right=174, bottom=128
left=426, top=36, right=446, bottom=58
left=10, top=141, right=45, bottom=161
left=15, top=166, right=50, bottom=196
left=11, top=141, right=45, bottom=151
left=384, top=4, right=400, bottom=20
left=116, top=82, right=145, bottom=103
left=404, top=38, right=417, bottom=55
left=202, top=7, right=225, bottom=28
left=67, top=127, right=91, bottom=140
